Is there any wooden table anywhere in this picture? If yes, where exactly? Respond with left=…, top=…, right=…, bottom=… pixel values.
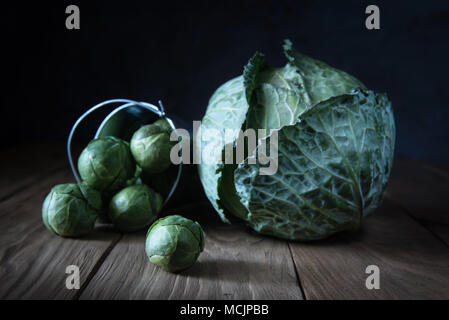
left=1, top=143, right=448, bottom=300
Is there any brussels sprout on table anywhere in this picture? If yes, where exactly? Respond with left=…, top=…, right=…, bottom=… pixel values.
left=42, top=183, right=101, bottom=237
left=109, top=184, right=163, bottom=232
left=130, top=119, right=175, bottom=174
left=145, top=215, right=205, bottom=272
left=78, top=136, right=135, bottom=196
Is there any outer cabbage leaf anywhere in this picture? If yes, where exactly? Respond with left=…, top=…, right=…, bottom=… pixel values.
left=283, top=39, right=366, bottom=104
left=234, top=89, right=395, bottom=240
left=245, top=63, right=308, bottom=133
left=197, top=76, right=248, bottom=223
left=197, top=53, right=271, bottom=223
left=244, top=40, right=366, bottom=134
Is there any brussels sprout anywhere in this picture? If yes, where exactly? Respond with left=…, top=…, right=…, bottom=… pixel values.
left=78, top=136, right=135, bottom=195
left=145, top=215, right=205, bottom=272
left=153, top=118, right=173, bottom=131
left=109, top=185, right=163, bottom=232
left=42, top=183, right=101, bottom=237
left=130, top=119, right=174, bottom=174
left=95, top=166, right=145, bottom=224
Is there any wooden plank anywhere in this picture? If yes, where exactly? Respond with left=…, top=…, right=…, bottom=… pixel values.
left=0, top=143, right=68, bottom=202
left=387, top=159, right=449, bottom=249
left=387, top=159, right=449, bottom=224
left=289, top=200, right=449, bottom=299
left=0, top=168, right=121, bottom=299
left=80, top=202, right=303, bottom=300
left=422, top=222, right=449, bottom=248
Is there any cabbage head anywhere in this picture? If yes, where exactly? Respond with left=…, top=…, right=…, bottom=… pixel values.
left=196, top=40, right=395, bottom=241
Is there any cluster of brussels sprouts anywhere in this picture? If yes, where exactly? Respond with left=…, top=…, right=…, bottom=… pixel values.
left=42, top=118, right=205, bottom=272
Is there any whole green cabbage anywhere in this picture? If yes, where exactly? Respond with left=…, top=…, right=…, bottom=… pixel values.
left=197, top=40, right=395, bottom=241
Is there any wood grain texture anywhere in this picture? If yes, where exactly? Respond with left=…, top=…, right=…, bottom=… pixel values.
left=0, top=169, right=121, bottom=299
left=289, top=200, right=449, bottom=299
left=422, top=222, right=449, bottom=248
left=80, top=202, right=303, bottom=300
left=387, top=159, right=449, bottom=224
left=387, top=159, right=449, bottom=249
left=0, top=143, right=67, bottom=201
left=2, top=144, right=449, bottom=300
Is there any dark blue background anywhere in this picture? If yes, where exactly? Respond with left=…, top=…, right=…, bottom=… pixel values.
left=3, top=0, right=449, bottom=160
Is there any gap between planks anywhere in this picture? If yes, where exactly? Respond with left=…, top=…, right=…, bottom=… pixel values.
left=73, top=233, right=123, bottom=300
left=79, top=202, right=304, bottom=300
left=0, top=166, right=121, bottom=299
left=288, top=200, right=449, bottom=299
left=2, top=144, right=448, bottom=299
left=287, top=242, right=307, bottom=300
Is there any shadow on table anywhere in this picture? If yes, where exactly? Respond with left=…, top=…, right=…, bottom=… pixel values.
left=182, top=257, right=276, bottom=283
left=81, top=224, right=120, bottom=242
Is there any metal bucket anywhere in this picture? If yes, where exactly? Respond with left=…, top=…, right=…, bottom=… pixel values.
left=67, top=99, right=182, bottom=206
